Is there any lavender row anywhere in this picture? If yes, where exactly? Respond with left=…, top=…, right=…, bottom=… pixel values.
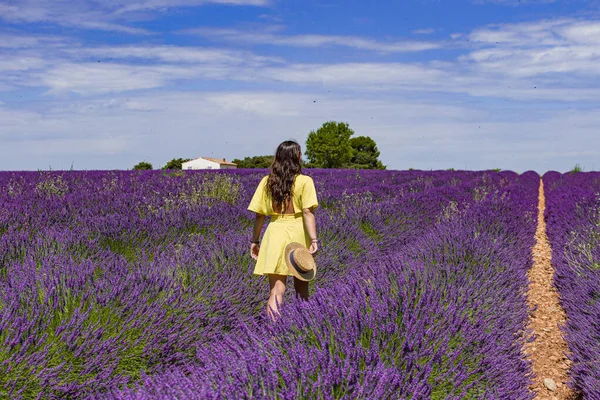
left=110, top=170, right=539, bottom=399
left=1, top=169, right=498, bottom=398
left=543, top=171, right=600, bottom=396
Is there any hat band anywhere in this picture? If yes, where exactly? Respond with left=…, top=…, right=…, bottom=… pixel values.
left=289, top=249, right=313, bottom=275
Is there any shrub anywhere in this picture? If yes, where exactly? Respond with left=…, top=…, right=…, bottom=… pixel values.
left=133, top=162, right=153, bottom=170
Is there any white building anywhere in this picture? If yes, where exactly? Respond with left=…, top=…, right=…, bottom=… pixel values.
left=182, top=157, right=238, bottom=170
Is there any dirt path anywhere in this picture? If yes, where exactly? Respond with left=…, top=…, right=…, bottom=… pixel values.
left=523, top=179, right=574, bottom=399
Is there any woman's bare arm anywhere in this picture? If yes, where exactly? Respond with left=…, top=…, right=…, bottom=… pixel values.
left=252, top=213, right=266, bottom=243
left=303, top=207, right=318, bottom=254
left=250, top=213, right=266, bottom=260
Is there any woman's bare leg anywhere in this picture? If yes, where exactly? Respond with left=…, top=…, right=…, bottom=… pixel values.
left=267, top=274, right=287, bottom=320
left=293, top=277, right=309, bottom=301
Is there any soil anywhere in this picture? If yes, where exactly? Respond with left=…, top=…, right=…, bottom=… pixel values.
left=523, top=179, right=576, bottom=399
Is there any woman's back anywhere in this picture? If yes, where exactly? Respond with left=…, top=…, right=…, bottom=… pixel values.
left=248, top=174, right=318, bottom=216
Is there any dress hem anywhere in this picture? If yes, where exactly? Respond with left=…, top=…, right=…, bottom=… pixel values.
left=253, top=272, right=294, bottom=277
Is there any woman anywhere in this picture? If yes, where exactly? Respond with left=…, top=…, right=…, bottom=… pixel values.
left=247, top=140, right=319, bottom=320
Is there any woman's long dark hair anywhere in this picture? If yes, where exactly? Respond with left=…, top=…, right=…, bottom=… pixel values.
left=267, top=140, right=302, bottom=213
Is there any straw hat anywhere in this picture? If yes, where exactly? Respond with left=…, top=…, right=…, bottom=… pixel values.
left=284, top=242, right=317, bottom=281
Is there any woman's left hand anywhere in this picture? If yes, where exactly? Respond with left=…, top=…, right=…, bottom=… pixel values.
left=309, top=241, right=318, bottom=254
left=250, top=243, right=260, bottom=260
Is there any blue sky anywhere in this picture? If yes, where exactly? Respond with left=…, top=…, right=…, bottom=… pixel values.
left=1, top=0, right=599, bottom=172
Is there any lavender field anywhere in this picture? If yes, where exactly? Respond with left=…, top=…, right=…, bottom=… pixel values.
left=0, top=169, right=541, bottom=399
left=544, top=171, right=600, bottom=397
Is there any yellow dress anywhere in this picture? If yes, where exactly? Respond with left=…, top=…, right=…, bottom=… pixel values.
left=247, top=174, right=319, bottom=276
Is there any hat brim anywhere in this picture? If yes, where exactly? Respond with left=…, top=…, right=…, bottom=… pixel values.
left=284, top=242, right=316, bottom=282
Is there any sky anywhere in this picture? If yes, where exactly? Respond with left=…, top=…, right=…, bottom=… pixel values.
left=1, top=0, right=600, bottom=172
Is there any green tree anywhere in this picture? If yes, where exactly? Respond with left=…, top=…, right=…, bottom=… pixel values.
left=348, top=136, right=386, bottom=170
left=305, top=121, right=354, bottom=168
left=162, top=158, right=192, bottom=170
left=231, top=155, right=274, bottom=169
left=133, top=161, right=153, bottom=170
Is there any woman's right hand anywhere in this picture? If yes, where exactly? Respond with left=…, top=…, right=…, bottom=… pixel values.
left=309, top=241, right=318, bottom=255
left=251, top=243, right=260, bottom=260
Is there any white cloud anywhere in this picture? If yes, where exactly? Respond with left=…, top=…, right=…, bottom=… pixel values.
left=0, top=1, right=152, bottom=34
left=470, top=19, right=574, bottom=46
left=465, top=19, right=600, bottom=79
left=37, top=61, right=262, bottom=95
left=262, top=63, right=448, bottom=87
left=0, top=0, right=267, bottom=34
left=412, top=28, right=437, bottom=35
left=40, top=63, right=173, bottom=94
left=182, top=27, right=441, bottom=53
left=0, top=51, right=52, bottom=89
left=0, top=34, right=70, bottom=49
left=67, top=45, right=281, bottom=65
left=249, top=62, right=600, bottom=102
left=112, top=0, right=268, bottom=14
left=560, top=22, right=600, bottom=45
left=465, top=45, right=600, bottom=77
left=0, top=42, right=278, bottom=94
left=0, top=56, right=48, bottom=72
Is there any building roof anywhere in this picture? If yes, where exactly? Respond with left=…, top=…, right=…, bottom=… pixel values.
left=186, top=156, right=237, bottom=166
